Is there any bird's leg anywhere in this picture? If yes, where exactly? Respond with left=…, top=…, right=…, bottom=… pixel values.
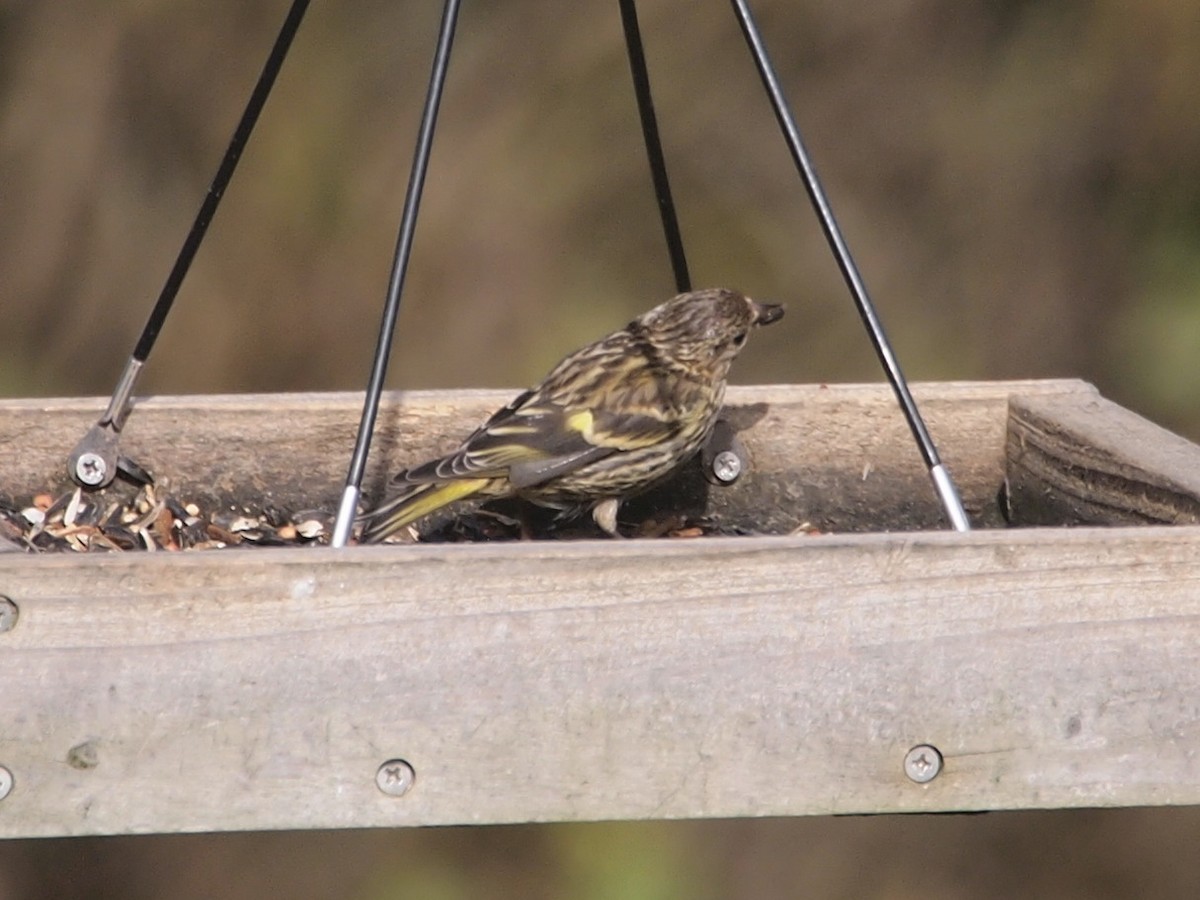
left=592, top=498, right=623, bottom=538
left=517, top=506, right=537, bottom=541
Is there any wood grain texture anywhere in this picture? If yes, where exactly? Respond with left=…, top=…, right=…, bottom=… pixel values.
left=1006, top=393, right=1200, bottom=526
left=2, top=526, right=1200, bottom=838
left=4, top=379, right=1198, bottom=839
left=0, top=380, right=1096, bottom=533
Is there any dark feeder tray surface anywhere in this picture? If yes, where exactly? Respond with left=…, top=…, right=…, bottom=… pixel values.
left=3, top=379, right=1200, bottom=554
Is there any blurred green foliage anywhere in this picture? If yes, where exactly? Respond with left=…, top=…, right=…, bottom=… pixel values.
left=359, top=821, right=712, bottom=900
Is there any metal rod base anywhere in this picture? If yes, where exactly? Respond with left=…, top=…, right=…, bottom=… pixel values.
left=930, top=463, right=971, bottom=532
left=99, top=357, right=144, bottom=431
left=330, top=485, right=361, bottom=548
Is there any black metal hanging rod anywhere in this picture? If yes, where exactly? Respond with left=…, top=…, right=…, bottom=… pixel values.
left=66, top=0, right=312, bottom=490
left=618, top=0, right=692, bottom=294
left=329, top=0, right=463, bottom=547
left=728, top=0, right=970, bottom=531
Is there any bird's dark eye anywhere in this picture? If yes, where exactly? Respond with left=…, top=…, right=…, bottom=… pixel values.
left=732, top=331, right=748, bottom=347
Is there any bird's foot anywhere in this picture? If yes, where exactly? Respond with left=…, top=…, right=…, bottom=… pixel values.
left=592, top=498, right=623, bottom=538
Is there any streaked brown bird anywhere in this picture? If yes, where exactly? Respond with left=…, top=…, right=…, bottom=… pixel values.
left=359, top=287, right=784, bottom=542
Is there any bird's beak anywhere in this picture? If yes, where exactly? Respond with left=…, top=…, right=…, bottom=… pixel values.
left=750, top=300, right=785, bottom=327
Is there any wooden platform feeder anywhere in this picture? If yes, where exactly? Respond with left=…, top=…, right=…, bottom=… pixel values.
left=2, top=378, right=1200, bottom=839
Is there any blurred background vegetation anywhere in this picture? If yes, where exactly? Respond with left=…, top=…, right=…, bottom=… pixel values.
left=2, top=0, right=1200, bottom=896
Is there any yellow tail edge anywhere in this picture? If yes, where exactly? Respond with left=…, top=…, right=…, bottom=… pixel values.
left=360, top=478, right=490, bottom=543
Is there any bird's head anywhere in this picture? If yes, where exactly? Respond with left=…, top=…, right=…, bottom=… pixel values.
left=635, top=288, right=784, bottom=370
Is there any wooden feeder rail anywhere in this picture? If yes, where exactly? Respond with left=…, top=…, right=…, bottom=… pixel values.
left=1, top=379, right=1199, bottom=839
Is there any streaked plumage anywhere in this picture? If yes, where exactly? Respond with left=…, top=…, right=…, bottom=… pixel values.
left=359, top=287, right=784, bottom=542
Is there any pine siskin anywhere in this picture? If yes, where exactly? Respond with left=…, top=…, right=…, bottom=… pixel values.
left=359, top=287, right=784, bottom=542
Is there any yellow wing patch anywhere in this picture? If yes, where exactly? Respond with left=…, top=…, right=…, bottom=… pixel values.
left=565, top=409, right=595, bottom=437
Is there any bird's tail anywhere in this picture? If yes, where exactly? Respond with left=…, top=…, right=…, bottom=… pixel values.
left=359, top=478, right=490, bottom=544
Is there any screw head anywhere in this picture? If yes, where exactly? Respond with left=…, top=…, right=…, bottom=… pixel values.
left=375, top=759, right=415, bottom=797
left=0, top=596, right=17, bottom=634
left=903, top=744, right=943, bottom=783
left=711, top=449, right=743, bottom=484
left=74, top=452, right=108, bottom=487
left=0, top=765, right=13, bottom=801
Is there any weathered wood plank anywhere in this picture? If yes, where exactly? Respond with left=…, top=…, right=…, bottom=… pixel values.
left=1, top=526, right=1200, bottom=838
left=1006, top=393, right=1200, bottom=525
left=5, top=379, right=1198, bottom=839
left=0, top=380, right=1096, bottom=532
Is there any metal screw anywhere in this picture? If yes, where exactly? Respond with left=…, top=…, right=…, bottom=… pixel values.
left=0, top=596, right=17, bottom=634
left=67, top=740, right=99, bottom=770
left=74, top=452, right=108, bottom=487
left=375, top=759, right=415, bottom=797
left=711, top=449, right=743, bottom=484
left=0, top=765, right=13, bottom=801
left=903, top=744, right=943, bottom=783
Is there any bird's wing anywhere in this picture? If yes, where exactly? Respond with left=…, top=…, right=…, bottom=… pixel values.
left=499, top=402, right=682, bottom=489
left=394, top=365, right=690, bottom=490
